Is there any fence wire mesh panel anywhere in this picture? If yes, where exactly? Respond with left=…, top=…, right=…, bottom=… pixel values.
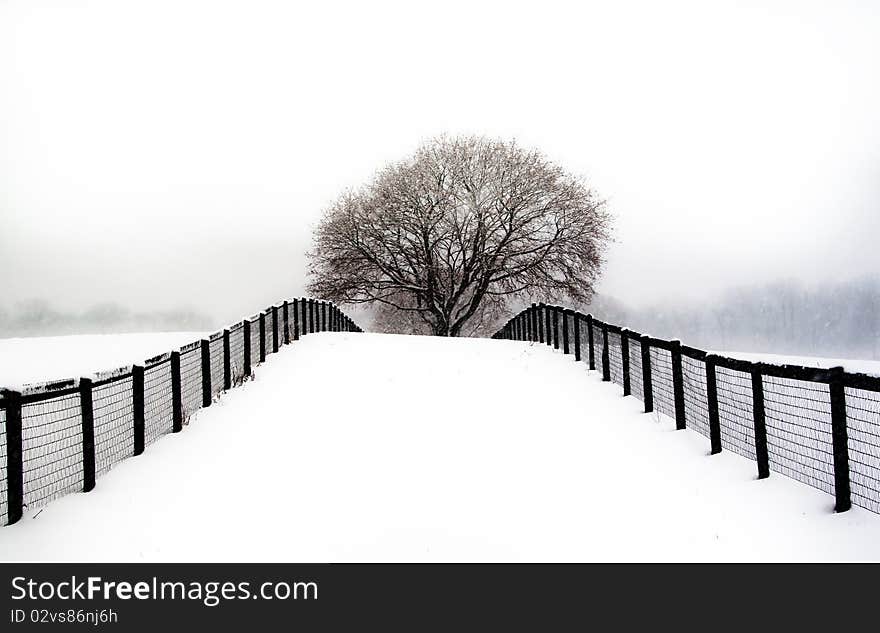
left=144, top=361, right=173, bottom=447
left=0, top=406, right=7, bottom=526
left=681, top=354, right=710, bottom=439
left=844, top=387, right=880, bottom=512
left=592, top=325, right=604, bottom=370
left=179, top=347, right=202, bottom=424
left=94, top=376, right=134, bottom=478
left=209, top=336, right=224, bottom=399
left=607, top=332, right=623, bottom=387
left=715, top=366, right=756, bottom=460
left=22, top=392, right=83, bottom=511
left=574, top=316, right=588, bottom=364
left=628, top=338, right=643, bottom=401
left=229, top=323, right=246, bottom=386
left=649, top=347, right=676, bottom=420
left=249, top=318, right=260, bottom=368
left=761, top=376, right=834, bottom=495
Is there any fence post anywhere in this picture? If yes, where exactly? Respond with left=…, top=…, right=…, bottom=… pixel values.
left=80, top=378, right=96, bottom=493
left=171, top=351, right=183, bottom=433
left=829, top=367, right=852, bottom=512
left=601, top=326, right=610, bottom=382
left=283, top=301, right=290, bottom=344
left=587, top=314, right=595, bottom=370
left=223, top=329, right=231, bottom=391
left=259, top=313, right=266, bottom=362
left=705, top=355, right=722, bottom=455
left=621, top=331, right=631, bottom=396
left=320, top=301, right=327, bottom=331
left=308, top=299, right=315, bottom=334
left=751, top=365, right=770, bottom=480
left=272, top=305, right=279, bottom=353
left=670, top=340, right=687, bottom=431
left=573, top=313, right=582, bottom=362
left=528, top=304, right=535, bottom=342
left=538, top=304, right=545, bottom=344
left=641, top=338, right=654, bottom=413
left=3, top=389, right=23, bottom=525
left=132, top=365, right=145, bottom=456
left=293, top=299, right=300, bottom=340
left=562, top=310, right=570, bottom=354
left=201, top=340, right=212, bottom=408
left=243, top=320, right=252, bottom=378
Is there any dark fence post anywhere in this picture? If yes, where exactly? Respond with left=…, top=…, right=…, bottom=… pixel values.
left=621, top=331, right=631, bottom=396
left=4, top=389, right=23, bottom=525
left=293, top=299, right=300, bottom=340
left=321, top=301, right=327, bottom=332
left=601, top=326, right=610, bottom=382
left=751, top=365, right=770, bottom=480
left=829, top=367, right=852, bottom=512
left=243, top=320, right=252, bottom=377
left=670, top=340, right=687, bottom=430
left=80, top=378, right=96, bottom=493
left=538, top=304, right=545, bottom=344
left=171, top=351, right=183, bottom=433
left=223, top=329, right=231, bottom=391
left=272, top=305, right=279, bottom=353
left=705, top=355, right=722, bottom=454
left=132, top=365, right=145, bottom=456
left=552, top=307, right=560, bottom=350
left=283, top=301, right=290, bottom=344
left=308, top=299, right=315, bottom=334
left=587, top=314, right=595, bottom=370
left=259, top=313, right=266, bottom=362
left=562, top=310, right=570, bottom=354
left=530, top=303, right=537, bottom=342
left=574, top=313, right=582, bottom=362
left=201, top=340, right=212, bottom=408
left=641, top=338, right=654, bottom=413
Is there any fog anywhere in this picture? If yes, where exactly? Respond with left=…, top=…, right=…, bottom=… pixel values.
left=2, top=1, right=879, bottom=336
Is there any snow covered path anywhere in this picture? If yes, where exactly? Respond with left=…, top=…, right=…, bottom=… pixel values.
left=2, top=332, right=880, bottom=562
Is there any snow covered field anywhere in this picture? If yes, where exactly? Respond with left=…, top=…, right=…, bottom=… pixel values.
left=0, top=332, right=207, bottom=388
left=719, top=350, right=880, bottom=376
left=2, top=332, right=880, bottom=562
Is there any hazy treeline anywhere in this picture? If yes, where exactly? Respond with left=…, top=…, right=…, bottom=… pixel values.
left=582, top=277, right=880, bottom=361
left=0, top=300, right=215, bottom=338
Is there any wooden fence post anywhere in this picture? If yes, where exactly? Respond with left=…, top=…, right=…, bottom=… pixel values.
left=272, top=305, right=279, bottom=353
left=751, top=365, right=770, bottom=480
left=201, top=340, right=212, bottom=408
left=243, top=320, right=252, bottom=377
left=705, top=355, right=722, bottom=454
left=3, top=390, right=23, bottom=525
left=223, top=329, right=231, bottom=391
left=132, top=365, right=145, bottom=456
left=670, top=340, right=687, bottom=430
left=829, top=367, right=852, bottom=512
left=171, top=351, right=183, bottom=433
left=641, top=338, right=654, bottom=413
left=574, top=313, right=582, bottom=362
left=283, top=301, right=290, bottom=344
left=80, top=378, right=96, bottom=492
left=621, top=331, right=631, bottom=396
left=259, top=313, right=266, bottom=362
left=562, top=310, right=570, bottom=354
left=587, top=314, right=595, bottom=370
left=293, top=299, right=300, bottom=340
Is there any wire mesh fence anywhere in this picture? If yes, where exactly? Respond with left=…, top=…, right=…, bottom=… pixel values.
left=495, top=303, right=880, bottom=515
left=0, top=298, right=362, bottom=527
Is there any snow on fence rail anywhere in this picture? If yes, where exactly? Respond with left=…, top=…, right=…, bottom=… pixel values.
left=0, top=298, right=362, bottom=527
left=494, top=303, right=880, bottom=515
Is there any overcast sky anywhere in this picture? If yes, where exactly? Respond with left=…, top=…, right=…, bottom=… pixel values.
left=1, top=0, right=878, bottom=324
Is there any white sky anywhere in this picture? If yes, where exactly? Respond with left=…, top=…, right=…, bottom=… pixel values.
left=1, top=0, right=878, bottom=323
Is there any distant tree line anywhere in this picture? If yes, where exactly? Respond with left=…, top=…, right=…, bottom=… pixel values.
left=0, top=299, right=215, bottom=338
left=581, top=277, right=880, bottom=361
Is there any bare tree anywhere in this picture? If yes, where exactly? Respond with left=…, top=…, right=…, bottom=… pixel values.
left=308, top=136, right=612, bottom=336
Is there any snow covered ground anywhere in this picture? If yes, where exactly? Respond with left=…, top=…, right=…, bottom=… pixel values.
left=2, top=332, right=880, bottom=562
left=0, top=332, right=207, bottom=388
